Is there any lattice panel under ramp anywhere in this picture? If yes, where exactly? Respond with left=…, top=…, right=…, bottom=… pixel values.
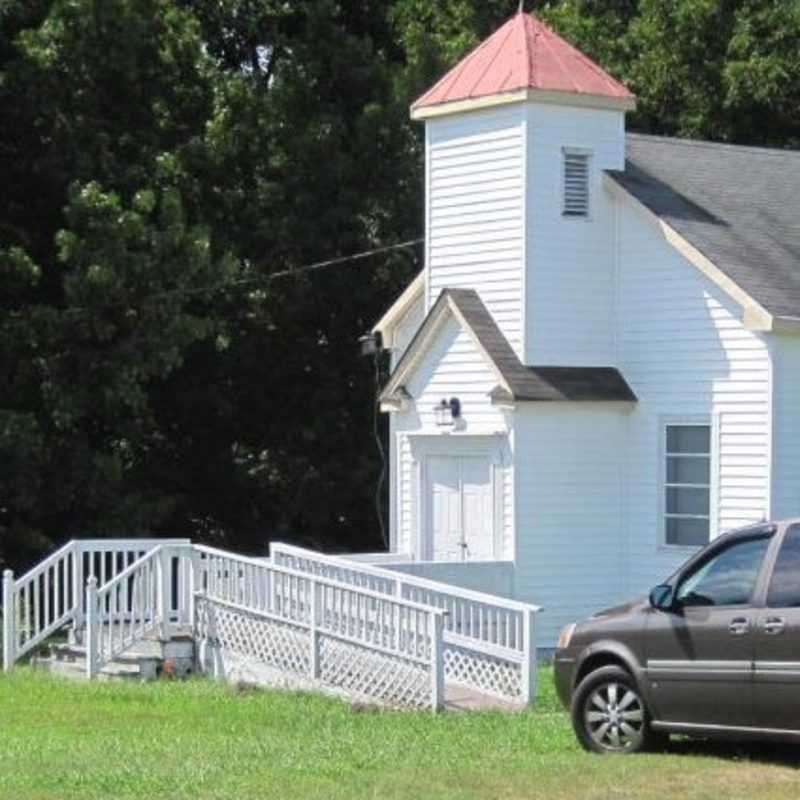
left=196, top=599, right=311, bottom=678
left=319, top=638, right=432, bottom=710
left=443, top=645, right=522, bottom=701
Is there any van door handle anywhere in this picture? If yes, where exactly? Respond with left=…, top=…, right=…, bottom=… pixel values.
left=763, top=617, right=785, bottom=635
left=728, top=618, right=750, bottom=636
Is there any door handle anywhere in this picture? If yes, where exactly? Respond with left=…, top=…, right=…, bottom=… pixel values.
left=763, top=617, right=785, bottom=635
left=728, top=618, right=750, bottom=636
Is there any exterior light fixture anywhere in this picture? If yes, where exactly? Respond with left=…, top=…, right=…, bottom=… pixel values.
left=434, top=397, right=461, bottom=427
left=358, top=332, right=381, bottom=357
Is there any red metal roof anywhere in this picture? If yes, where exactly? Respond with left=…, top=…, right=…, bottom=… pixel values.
left=412, top=12, right=634, bottom=112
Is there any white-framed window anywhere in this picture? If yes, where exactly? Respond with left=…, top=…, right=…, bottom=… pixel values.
left=664, top=423, right=712, bottom=547
left=562, top=148, right=591, bottom=218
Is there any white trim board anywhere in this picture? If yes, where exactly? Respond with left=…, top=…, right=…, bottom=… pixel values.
left=411, top=88, right=636, bottom=121
left=372, top=270, right=425, bottom=345
left=379, top=293, right=513, bottom=409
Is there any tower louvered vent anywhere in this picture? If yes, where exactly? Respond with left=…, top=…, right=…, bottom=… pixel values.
left=563, top=151, right=590, bottom=217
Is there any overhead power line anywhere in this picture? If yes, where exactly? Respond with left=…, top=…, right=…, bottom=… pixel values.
left=55, top=237, right=423, bottom=318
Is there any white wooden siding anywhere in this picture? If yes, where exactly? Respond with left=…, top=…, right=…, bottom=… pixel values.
left=513, top=404, right=626, bottom=645
left=770, top=335, right=800, bottom=519
left=392, top=97, right=780, bottom=649
left=404, top=314, right=508, bottom=432
left=426, top=108, right=526, bottom=357
left=395, top=432, right=414, bottom=554
left=525, top=103, right=625, bottom=366
left=384, top=560, right=515, bottom=599
left=616, top=198, right=771, bottom=594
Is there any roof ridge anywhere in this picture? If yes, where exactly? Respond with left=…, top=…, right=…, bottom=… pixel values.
left=628, top=132, right=800, bottom=159
left=412, top=17, right=514, bottom=108
left=521, top=13, right=536, bottom=92
left=470, top=16, right=517, bottom=98
left=535, top=16, right=581, bottom=94
left=534, top=14, right=630, bottom=95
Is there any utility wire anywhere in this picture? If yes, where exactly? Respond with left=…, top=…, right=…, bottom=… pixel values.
left=55, top=238, right=423, bottom=317
left=372, top=348, right=389, bottom=550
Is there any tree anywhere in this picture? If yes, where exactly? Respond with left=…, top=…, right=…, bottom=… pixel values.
left=3, top=0, right=800, bottom=574
left=0, top=0, right=231, bottom=570
left=541, top=0, right=800, bottom=145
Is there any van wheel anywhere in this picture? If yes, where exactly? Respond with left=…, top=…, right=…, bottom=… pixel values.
left=571, top=666, right=663, bottom=754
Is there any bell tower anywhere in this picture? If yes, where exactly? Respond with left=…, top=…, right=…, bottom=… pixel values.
left=412, top=12, right=635, bottom=365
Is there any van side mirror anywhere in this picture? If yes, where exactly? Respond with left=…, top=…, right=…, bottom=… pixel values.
left=649, top=583, right=675, bottom=611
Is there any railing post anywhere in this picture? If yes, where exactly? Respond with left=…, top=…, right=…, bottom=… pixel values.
left=187, top=548, right=200, bottom=630
left=521, top=608, right=537, bottom=705
left=158, top=547, right=172, bottom=640
left=3, top=570, right=16, bottom=672
left=430, top=611, right=445, bottom=712
left=72, top=544, right=84, bottom=631
left=85, top=576, right=99, bottom=679
left=309, top=580, right=320, bottom=680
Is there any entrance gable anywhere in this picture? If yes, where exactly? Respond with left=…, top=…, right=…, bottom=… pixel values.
left=405, top=312, right=508, bottom=433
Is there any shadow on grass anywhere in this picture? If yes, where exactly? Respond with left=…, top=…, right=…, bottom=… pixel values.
left=666, top=736, right=800, bottom=768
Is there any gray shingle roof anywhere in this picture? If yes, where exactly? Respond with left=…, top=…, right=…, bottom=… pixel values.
left=382, top=288, right=636, bottom=404
left=489, top=367, right=636, bottom=403
left=608, top=133, right=800, bottom=320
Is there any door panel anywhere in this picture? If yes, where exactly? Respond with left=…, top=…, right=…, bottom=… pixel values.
left=427, top=455, right=493, bottom=562
left=754, top=523, right=800, bottom=730
left=645, top=534, right=772, bottom=727
left=460, top=457, right=493, bottom=560
left=429, top=456, right=462, bottom=561
left=645, top=607, right=755, bottom=727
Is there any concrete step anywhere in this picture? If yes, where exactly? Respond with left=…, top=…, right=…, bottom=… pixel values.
left=34, top=632, right=196, bottom=682
left=32, top=654, right=157, bottom=682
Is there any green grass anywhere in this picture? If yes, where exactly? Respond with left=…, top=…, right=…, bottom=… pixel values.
left=0, top=668, right=798, bottom=800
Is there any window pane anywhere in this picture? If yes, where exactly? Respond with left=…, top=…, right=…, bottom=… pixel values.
left=667, top=456, right=710, bottom=485
left=667, top=425, right=710, bottom=454
left=677, top=536, right=771, bottom=606
left=767, top=524, right=800, bottom=608
left=666, top=486, right=710, bottom=516
left=666, top=517, right=709, bottom=547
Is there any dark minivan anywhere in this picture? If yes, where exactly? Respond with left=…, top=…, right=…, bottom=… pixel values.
left=555, top=519, right=800, bottom=753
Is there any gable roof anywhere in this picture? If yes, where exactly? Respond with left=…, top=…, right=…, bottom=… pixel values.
left=608, top=134, right=800, bottom=323
left=412, top=12, right=635, bottom=118
left=489, top=367, right=636, bottom=404
left=380, top=288, right=636, bottom=407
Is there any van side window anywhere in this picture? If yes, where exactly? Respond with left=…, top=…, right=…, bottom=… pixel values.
left=677, top=535, right=771, bottom=607
left=767, top=524, right=800, bottom=608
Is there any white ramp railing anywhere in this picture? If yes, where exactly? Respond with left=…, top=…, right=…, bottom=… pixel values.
left=87, top=546, right=171, bottom=678
left=3, top=541, right=76, bottom=669
left=4, top=540, right=540, bottom=710
left=271, top=543, right=541, bottom=704
left=2, top=539, right=190, bottom=670
left=193, top=546, right=446, bottom=710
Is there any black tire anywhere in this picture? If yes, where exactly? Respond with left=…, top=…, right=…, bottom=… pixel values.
left=571, top=665, right=665, bottom=754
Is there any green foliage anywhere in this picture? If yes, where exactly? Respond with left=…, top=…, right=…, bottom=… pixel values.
left=542, top=0, right=800, bottom=144
left=2, top=0, right=800, bottom=571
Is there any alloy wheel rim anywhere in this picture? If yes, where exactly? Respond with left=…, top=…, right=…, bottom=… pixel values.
left=584, top=681, right=645, bottom=751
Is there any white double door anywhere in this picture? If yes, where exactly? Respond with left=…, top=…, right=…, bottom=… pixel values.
left=426, top=455, right=495, bottom=561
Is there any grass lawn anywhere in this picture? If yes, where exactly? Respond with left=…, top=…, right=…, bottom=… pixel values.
left=0, top=667, right=798, bottom=800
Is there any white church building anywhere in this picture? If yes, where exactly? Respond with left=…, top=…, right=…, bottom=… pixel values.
left=9, top=11, right=800, bottom=709
left=372, top=11, right=800, bottom=644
